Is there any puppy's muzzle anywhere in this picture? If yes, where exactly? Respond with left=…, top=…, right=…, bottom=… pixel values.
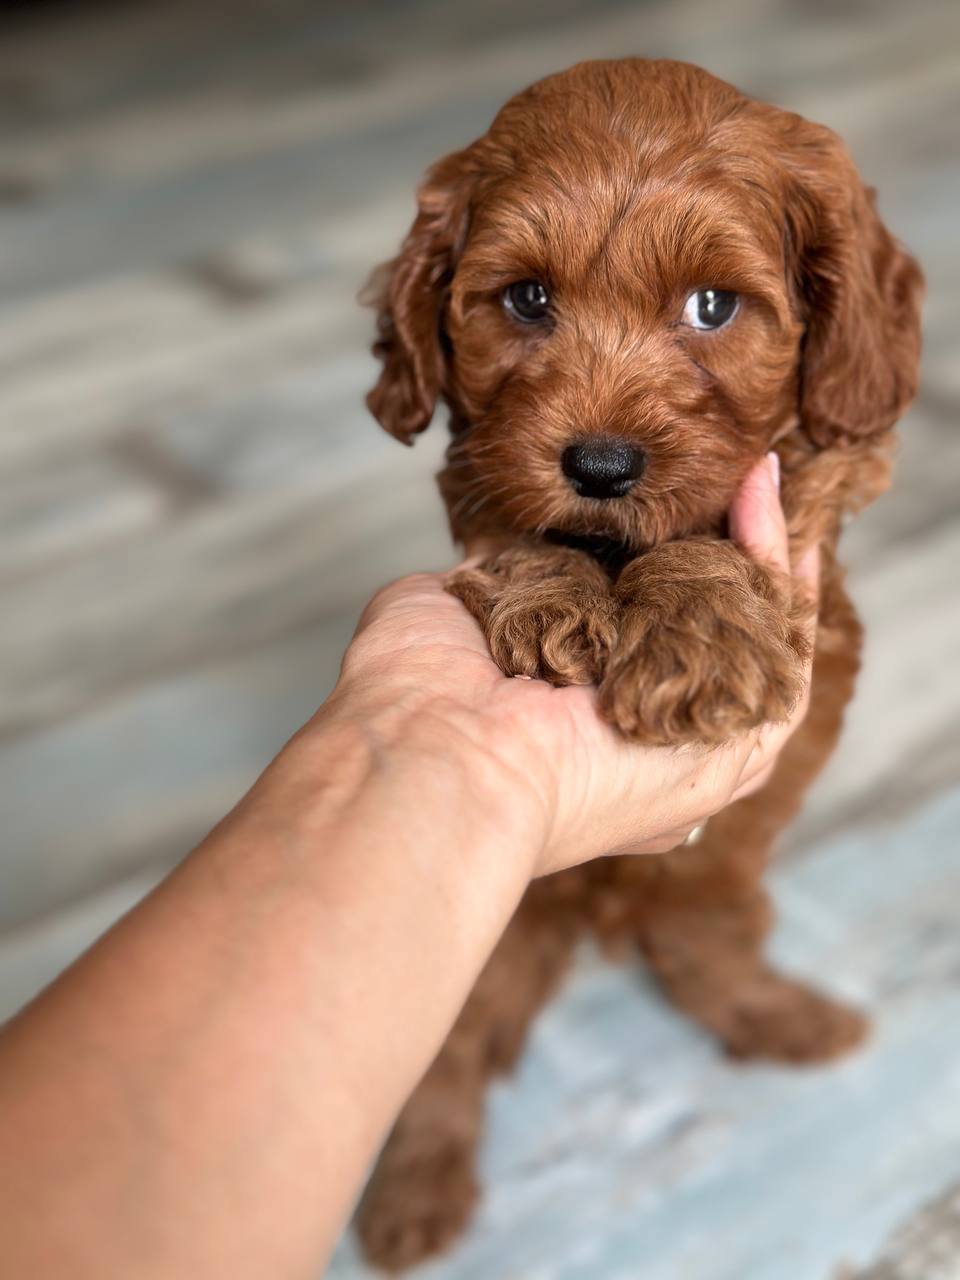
left=561, top=439, right=646, bottom=499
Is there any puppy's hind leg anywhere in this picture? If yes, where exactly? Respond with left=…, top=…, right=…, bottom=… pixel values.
left=355, top=900, right=575, bottom=1272
left=639, top=860, right=867, bottom=1063
left=637, top=640, right=869, bottom=1064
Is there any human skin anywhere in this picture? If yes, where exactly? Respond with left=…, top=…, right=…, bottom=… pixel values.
left=0, top=456, right=812, bottom=1278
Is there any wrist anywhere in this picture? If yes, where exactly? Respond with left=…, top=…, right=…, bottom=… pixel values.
left=284, top=689, right=551, bottom=884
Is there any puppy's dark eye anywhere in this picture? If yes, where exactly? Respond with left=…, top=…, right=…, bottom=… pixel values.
left=682, top=288, right=739, bottom=330
left=503, top=279, right=550, bottom=323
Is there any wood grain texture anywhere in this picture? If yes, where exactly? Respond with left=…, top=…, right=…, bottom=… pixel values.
left=0, top=0, right=957, bottom=1273
left=846, top=1185, right=960, bottom=1279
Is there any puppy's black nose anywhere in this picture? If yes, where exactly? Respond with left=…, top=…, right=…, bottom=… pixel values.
left=561, top=440, right=646, bottom=499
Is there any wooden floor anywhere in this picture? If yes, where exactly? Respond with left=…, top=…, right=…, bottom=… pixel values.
left=0, top=1, right=958, bottom=1275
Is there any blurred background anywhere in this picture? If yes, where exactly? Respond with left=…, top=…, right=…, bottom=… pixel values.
left=0, top=1, right=958, bottom=1276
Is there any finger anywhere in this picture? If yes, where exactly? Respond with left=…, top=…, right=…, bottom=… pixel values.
left=731, top=452, right=818, bottom=707
left=443, top=554, right=485, bottom=580
left=733, top=667, right=814, bottom=794
left=728, top=453, right=789, bottom=574
left=794, top=537, right=818, bottom=587
left=730, top=758, right=777, bottom=802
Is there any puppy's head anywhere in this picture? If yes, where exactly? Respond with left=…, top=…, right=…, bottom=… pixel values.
left=366, top=59, right=922, bottom=549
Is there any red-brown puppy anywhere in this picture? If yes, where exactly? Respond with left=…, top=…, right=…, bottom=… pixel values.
left=357, top=59, right=922, bottom=1271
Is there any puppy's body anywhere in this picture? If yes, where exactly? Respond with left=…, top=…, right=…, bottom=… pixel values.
left=358, top=60, right=922, bottom=1271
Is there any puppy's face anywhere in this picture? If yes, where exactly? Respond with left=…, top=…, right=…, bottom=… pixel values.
left=445, top=137, right=801, bottom=548
left=367, top=60, right=922, bottom=550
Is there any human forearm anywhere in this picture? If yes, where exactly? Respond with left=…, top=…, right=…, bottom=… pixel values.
left=0, top=459, right=815, bottom=1276
left=0, top=702, right=541, bottom=1278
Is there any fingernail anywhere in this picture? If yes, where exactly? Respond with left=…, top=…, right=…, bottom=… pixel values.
left=766, top=451, right=780, bottom=494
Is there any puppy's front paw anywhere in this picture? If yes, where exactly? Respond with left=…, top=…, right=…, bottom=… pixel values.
left=483, top=584, right=618, bottom=685
left=599, top=541, right=809, bottom=745
left=448, top=546, right=617, bottom=685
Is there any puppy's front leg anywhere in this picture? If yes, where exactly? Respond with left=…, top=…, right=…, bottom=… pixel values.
left=448, top=544, right=618, bottom=685
left=599, top=540, right=810, bottom=746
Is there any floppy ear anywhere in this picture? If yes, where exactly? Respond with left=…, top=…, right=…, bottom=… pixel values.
left=363, top=151, right=474, bottom=444
left=786, top=123, right=923, bottom=448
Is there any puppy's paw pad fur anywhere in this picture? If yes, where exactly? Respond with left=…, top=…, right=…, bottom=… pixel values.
left=599, top=541, right=809, bottom=745
left=448, top=547, right=617, bottom=685
left=599, top=623, right=804, bottom=744
left=485, top=588, right=617, bottom=684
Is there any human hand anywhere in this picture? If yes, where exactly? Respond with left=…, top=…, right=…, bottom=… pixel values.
left=322, top=453, right=816, bottom=879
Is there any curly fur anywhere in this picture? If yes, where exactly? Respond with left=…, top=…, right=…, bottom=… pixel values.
left=449, top=544, right=618, bottom=684
left=600, top=540, right=811, bottom=744
left=358, top=58, right=923, bottom=1272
